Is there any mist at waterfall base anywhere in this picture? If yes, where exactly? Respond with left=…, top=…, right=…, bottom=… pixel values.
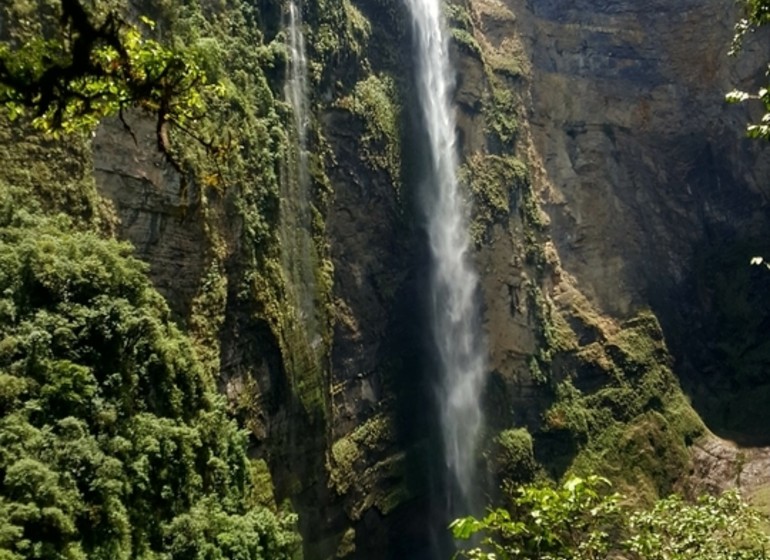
left=405, top=0, right=487, bottom=546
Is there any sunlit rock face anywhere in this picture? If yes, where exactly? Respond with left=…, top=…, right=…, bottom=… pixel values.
left=93, top=113, right=208, bottom=322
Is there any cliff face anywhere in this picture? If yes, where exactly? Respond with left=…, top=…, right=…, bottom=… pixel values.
left=86, top=0, right=770, bottom=557
left=499, top=0, right=770, bottom=447
left=94, top=114, right=209, bottom=322
left=509, top=0, right=770, bottom=317
left=469, top=0, right=770, bottom=502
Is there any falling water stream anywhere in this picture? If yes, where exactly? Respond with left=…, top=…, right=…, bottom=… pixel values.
left=405, top=0, right=487, bottom=511
left=283, top=0, right=320, bottom=345
left=287, top=0, right=310, bottom=195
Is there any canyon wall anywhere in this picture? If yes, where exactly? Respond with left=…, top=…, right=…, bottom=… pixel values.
left=84, top=0, right=770, bottom=558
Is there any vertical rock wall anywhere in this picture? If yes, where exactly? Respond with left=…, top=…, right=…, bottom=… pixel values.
left=508, top=0, right=770, bottom=316
left=500, top=0, right=770, bottom=446
left=89, top=0, right=770, bottom=557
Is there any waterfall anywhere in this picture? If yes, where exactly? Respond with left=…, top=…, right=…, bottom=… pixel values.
left=405, top=0, right=486, bottom=509
left=283, top=0, right=319, bottom=346
left=287, top=0, right=310, bottom=195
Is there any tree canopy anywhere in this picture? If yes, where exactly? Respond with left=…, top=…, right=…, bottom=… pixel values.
left=0, top=191, right=300, bottom=559
left=0, top=0, right=216, bottom=152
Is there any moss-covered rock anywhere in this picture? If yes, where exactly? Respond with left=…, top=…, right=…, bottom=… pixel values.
left=461, top=154, right=527, bottom=245
left=487, top=427, right=538, bottom=484
left=335, top=73, right=402, bottom=191
left=328, top=413, right=393, bottom=497
left=535, top=311, right=706, bottom=503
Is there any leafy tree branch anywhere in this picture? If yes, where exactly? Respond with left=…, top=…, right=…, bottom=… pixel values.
left=727, top=0, right=770, bottom=140
left=0, top=0, right=220, bottom=165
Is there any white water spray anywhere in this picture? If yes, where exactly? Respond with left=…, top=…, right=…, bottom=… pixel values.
left=405, top=0, right=486, bottom=506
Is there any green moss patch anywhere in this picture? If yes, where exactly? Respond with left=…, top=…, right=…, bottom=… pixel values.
left=328, top=414, right=394, bottom=495
left=327, top=413, right=413, bottom=519
left=535, top=311, right=706, bottom=503
left=460, top=154, right=527, bottom=244
left=336, top=73, right=402, bottom=189
left=487, top=427, right=537, bottom=484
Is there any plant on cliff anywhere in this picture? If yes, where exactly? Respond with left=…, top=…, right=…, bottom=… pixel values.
left=727, top=0, right=770, bottom=140
left=452, top=476, right=769, bottom=560
left=451, top=476, right=622, bottom=560
left=0, top=194, right=300, bottom=559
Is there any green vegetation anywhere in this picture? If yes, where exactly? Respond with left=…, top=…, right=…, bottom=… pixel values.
left=161, top=0, right=331, bottom=423
left=336, top=74, right=402, bottom=191
left=0, top=194, right=300, bottom=558
left=0, top=0, right=214, bottom=153
left=527, top=284, right=574, bottom=366
left=326, top=413, right=411, bottom=520
left=328, top=414, right=393, bottom=495
left=0, top=114, right=100, bottom=227
left=4, top=0, right=763, bottom=555
left=445, top=4, right=483, bottom=58
left=727, top=0, right=770, bottom=139
left=307, top=0, right=372, bottom=86
left=484, top=87, right=519, bottom=150
left=438, top=0, right=713, bottom=527
left=0, top=0, right=375, bottom=549
left=452, top=476, right=770, bottom=560
left=487, top=428, right=537, bottom=484
left=536, top=312, right=705, bottom=500
left=445, top=0, right=523, bottom=151
left=444, top=0, right=529, bottom=264
left=335, top=527, right=356, bottom=558
left=460, top=155, right=527, bottom=244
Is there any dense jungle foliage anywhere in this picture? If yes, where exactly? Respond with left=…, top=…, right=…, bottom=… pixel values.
left=452, top=476, right=770, bottom=560
left=0, top=0, right=308, bottom=556
left=0, top=190, right=300, bottom=559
